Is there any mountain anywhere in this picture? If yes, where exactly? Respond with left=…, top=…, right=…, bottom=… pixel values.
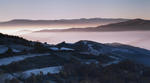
left=96, top=19, right=150, bottom=31
left=0, top=18, right=128, bottom=29
left=35, top=19, right=150, bottom=32
left=1, top=33, right=150, bottom=83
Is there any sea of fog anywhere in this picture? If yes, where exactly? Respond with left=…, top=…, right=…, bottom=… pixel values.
left=21, top=31, right=150, bottom=50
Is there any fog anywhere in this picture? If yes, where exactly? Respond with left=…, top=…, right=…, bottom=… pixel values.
left=22, top=31, right=150, bottom=50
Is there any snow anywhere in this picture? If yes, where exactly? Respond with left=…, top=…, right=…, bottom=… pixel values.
left=49, top=47, right=59, bottom=51
left=83, top=41, right=88, bottom=45
left=82, top=59, right=99, bottom=64
left=109, top=55, right=120, bottom=60
left=0, top=45, right=27, bottom=54
left=0, top=53, right=50, bottom=66
left=0, top=66, right=61, bottom=82
left=0, top=46, right=8, bottom=54
left=9, top=44, right=33, bottom=51
left=0, top=73, right=14, bottom=83
left=102, top=60, right=120, bottom=67
left=79, top=43, right=103, bottom=56
left=14, top=66, right=62, bottom=79
left=87, top=44, right=101, bottom=56
left=60, top=47, right=74, bottom=51
left=12, top=49, right=21, bottom=53
left=50, top=47, right=74, bottom=51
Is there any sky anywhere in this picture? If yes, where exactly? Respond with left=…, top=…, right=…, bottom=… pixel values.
left=0, top=0, right=150, bottom=21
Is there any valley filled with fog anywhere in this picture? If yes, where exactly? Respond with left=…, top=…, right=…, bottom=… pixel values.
left=22, top=31, right=150, bottom=50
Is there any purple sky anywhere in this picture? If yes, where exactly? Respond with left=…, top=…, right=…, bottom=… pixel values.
left=0, top=0, right=150, bottom=21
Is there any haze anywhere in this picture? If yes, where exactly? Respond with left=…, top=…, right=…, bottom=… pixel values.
left=22, top=31, right=150, bottom=50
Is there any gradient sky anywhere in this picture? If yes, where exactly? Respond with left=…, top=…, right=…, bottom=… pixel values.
left=0, top=0, right=150, bottom=21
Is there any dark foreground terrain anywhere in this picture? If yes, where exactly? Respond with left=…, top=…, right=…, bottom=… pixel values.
left=0, top=33, right=150, bottom=83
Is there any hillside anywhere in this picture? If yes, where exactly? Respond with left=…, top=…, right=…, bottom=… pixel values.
left=0, top=33, right=150, bottom=83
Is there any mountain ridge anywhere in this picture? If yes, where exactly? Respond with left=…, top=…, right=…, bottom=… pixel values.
left=0, top=18, right=128, bottom=28
left=34, top=19, right=150, bottom=32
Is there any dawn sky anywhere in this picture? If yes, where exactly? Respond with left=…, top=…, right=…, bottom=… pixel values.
left=0, top=0, right=150, bottom=21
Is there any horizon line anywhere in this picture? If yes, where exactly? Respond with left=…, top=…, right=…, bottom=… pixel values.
left=1, top=17, right=148, bottom=22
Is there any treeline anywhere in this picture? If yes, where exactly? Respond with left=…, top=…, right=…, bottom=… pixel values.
left=0, top=33, right=33, bottom=46
left=5, top=60, right=150, bottom=83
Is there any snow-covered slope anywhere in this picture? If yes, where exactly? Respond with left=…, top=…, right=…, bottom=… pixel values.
left=0, top=53, right=50, bottom=66
left=0, top=46, right=8, bottom=54
left=14, top=66, right=62, bottom=79
left=56, top=40, right=150, bottom=66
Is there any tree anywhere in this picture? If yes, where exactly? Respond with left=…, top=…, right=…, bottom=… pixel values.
left=33, top=42, right=49, bottom=53
left=6, top=47, right=13, bottom=54
left=25, top=73, right=37, bottom=83
left=45, top=80, right=51, bottom=83
left=9, top=78, right=20, bottom=83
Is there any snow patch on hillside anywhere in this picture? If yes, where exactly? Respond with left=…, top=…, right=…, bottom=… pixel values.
left=102, top=60, right=120, bottom=67
left=87, top=44, right=101, bottom=56
left=0, top=73, right=14, bottom=83
left=0, top=53, right=50, bottom=66
left=12, top=49, right=21, bottom=53
left=109, top=55, right=120, bottom=60
left=14, top=66, right=62, bottom=79
left=49, top=47, right=59, bottom=51
left=0, top=46, right=8, bottom=54
left=60, top=47, right=74, bottom=51
left=50, top=47, right=74, bottom=51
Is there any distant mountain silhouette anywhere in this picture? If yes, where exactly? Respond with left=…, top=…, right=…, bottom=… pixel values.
left=0, top=18, right=128, bottom=29
left=34, top=19, right=150, bottom=32
left=97, top=19, right=150, bottom=31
